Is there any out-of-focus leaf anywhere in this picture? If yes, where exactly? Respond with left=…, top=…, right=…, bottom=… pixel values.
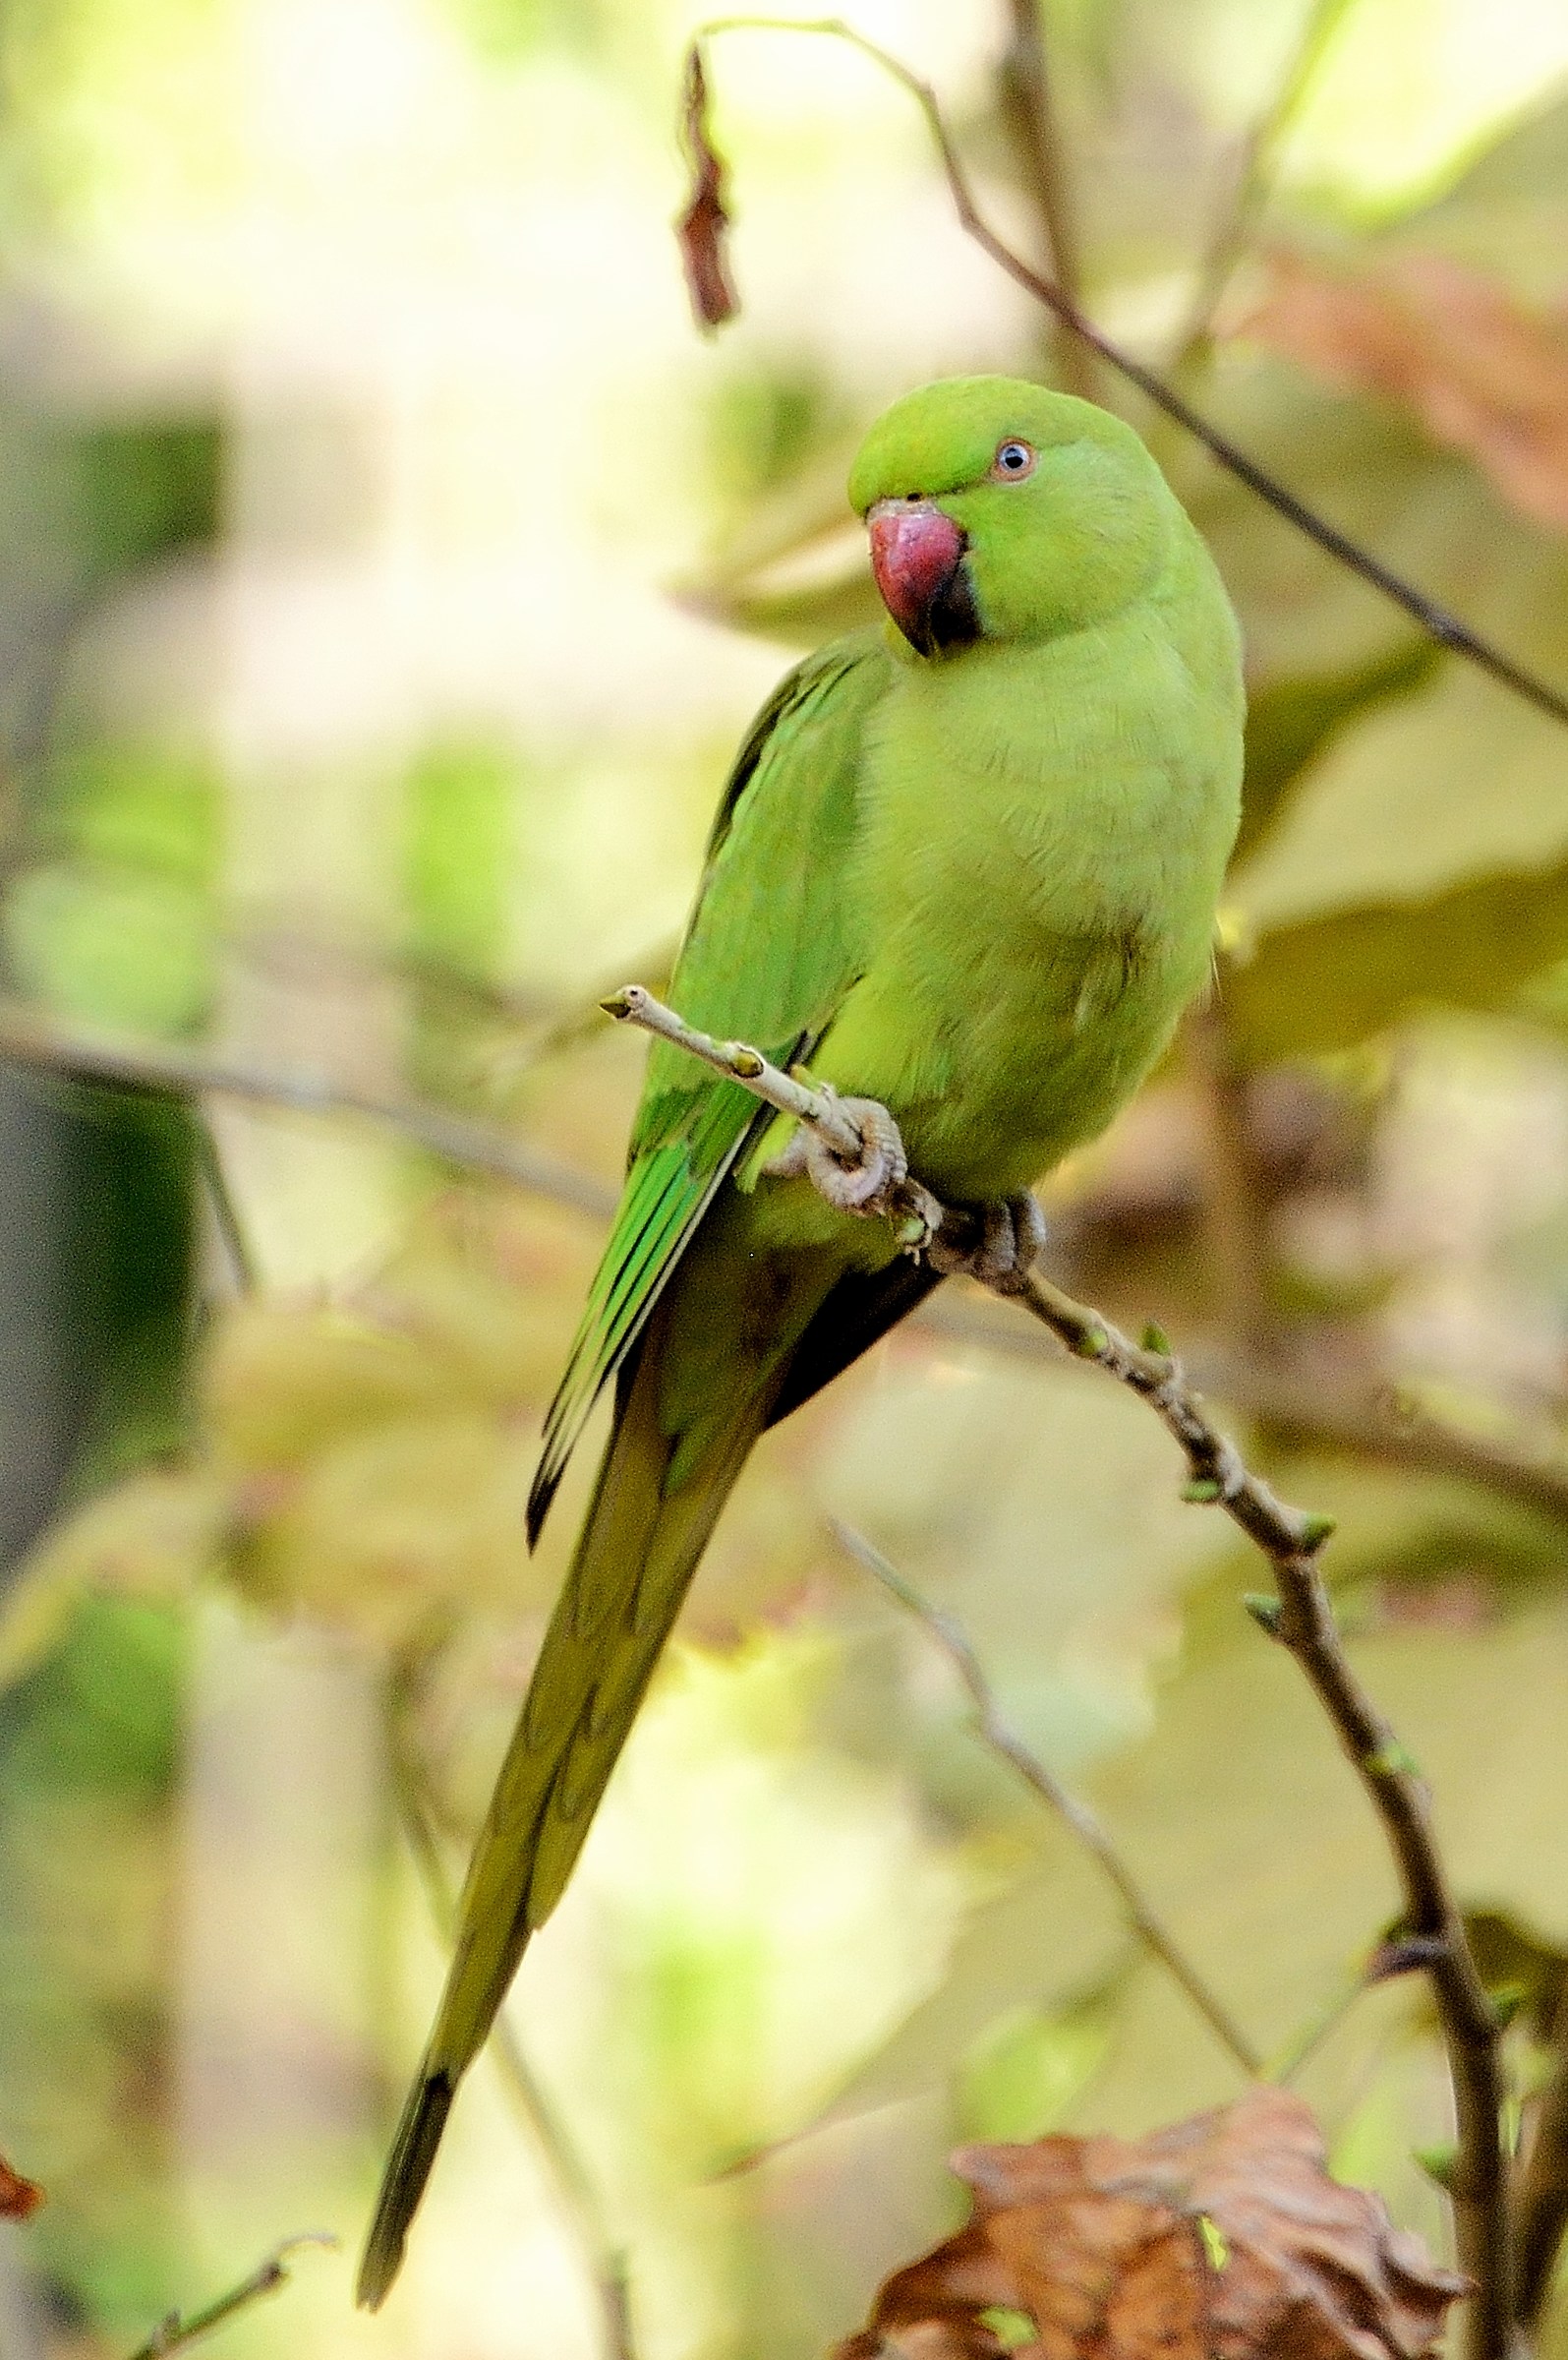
left=0, top=1468, right=220, bottom=1691
left=1224, top=863, right=1568, bottom=1062
left=676, top=46, right=738, bottom=334
left=826, top=1450, right=1568, bottom=2184
left=1456, top=1909, right=1566, bottom=2038
left=0, top=1596, right=186, bottom=2321
left=956, top=1976, right=1124, bottom=2145
left=819, top=1354, right=1237, bottom=1784
left=1242, top=249, right=1568, bottom=536
left=0, top=2154, right=43, bottom=2218
left=833, top=2089, right=1468, bottom=2360
left=1399, top=92, right=1568, bottom=304
left=676, top=515, right=875, bottom=649
left=1236, top=642, right=1436, bottom=862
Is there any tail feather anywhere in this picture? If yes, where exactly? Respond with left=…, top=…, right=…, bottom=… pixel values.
left=356, top=1323, right=766, bottom=2310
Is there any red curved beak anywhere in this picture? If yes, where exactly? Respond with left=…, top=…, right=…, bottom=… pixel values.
left=866, top=500, right=973, bottom=656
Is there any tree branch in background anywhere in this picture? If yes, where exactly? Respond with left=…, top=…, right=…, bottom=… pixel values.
left=0, top=998, right=616, bottom=1221
left=604, top=981, right=1511, bottom=2360
left=832, top=1518, right=1261, bottom=2076
left=995, top=0, right=1095, bottom=401
left=124, top=2234, right=336, bottom=2360
left=913, top=1287, right=1568, bottom=1534
left=1168, top=0, right=1359, bottom=378
left=688, top=17, right=1568, bottom=735
left=8, top=989, right=1568, bottom=1549
left=1184, top=999, right=1278, bottom=1366
left=1511, top=1977, right=1568, bottom=2328
left=191, top=1114, right=257, bottom=1297
left=385, top=1673, right=636, bottom=2360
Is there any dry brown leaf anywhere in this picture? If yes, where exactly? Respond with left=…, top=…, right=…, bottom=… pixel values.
left=832, top=2088, right=1468, bottom=2360
left=0, top=2154, right=43, bottom=2220
left=675, top=45, right=738, bottom=333
left=1239, top=249, right=1568, bottom=533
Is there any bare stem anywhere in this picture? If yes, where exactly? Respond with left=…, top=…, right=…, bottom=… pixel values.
left=690, top=16, right=1568, bottom=735
left=192, top=1116, right=257, bottom=1296
left=1185, top=998, right=1278, bottom=1364
left=124, top=2235, right=336, bottom=2360
left=607, top=982, right=1511, bottom=2360
left=995, top=0, right=1094, bottom=399
left=385, top=1678, right=635, bottom=2360
left=0, top=998, right=616, bottom=1221
left=832, top=1517, right=1260, bottom=2076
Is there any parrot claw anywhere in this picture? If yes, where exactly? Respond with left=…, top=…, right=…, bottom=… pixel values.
left=928, top=1190, right=1046, bottom=1294
left=766, top=1091, right=910, bottom=1216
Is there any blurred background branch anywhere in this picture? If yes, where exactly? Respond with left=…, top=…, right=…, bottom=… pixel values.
left=4, top=1, right=1568, bottom=2353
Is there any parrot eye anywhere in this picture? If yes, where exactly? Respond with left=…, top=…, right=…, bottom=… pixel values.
left=991, top=439, right=1037, bottom=480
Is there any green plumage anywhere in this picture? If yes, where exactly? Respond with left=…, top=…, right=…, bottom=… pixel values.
left=358, top=377, right=1244, bottom=2308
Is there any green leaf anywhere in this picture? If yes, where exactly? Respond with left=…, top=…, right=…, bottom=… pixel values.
left=956, top=1978, right=1123, bottom=2143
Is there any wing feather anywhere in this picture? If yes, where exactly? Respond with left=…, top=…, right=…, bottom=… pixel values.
left=526, top=629, right=891, bottom=1541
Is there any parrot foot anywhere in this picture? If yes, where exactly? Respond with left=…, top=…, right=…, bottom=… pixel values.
left=928, top=1191, right=1046, bottom=1294
left=766, top=1091, right=910, bottom=1215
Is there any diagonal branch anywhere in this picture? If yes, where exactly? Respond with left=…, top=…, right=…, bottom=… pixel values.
left=831, top=1517, right=1261, bottom=2076
left=689, top=16, right=1568, bottom=736
left=124, top=2235, right=336, bottom=2360
left=604, top=981, right=1511, bottom=2360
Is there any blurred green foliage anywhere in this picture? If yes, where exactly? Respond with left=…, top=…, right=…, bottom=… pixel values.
left=0, top=4, right=1567, bottom=2359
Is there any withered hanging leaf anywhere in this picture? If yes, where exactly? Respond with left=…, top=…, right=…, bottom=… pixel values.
left=1238, top=249, right=1568, bottom=535
left=832, top=2088, right=1468, bottom=2360
left=675, top=44, right=738, bottom=333
left=0, top=2154, right=43, bottom=2220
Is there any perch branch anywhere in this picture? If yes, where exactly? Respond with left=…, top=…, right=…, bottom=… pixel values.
left=832, top=1518, right=1261, bottom=2076
left=604, top=982, right=1510, bottom=2360
left=124, top=2234, right=336, bottom=2360
left=386, top=1681, right=635, bottom=2360
left=691, top=16, right=1568, bottom=735
left=0, top=998, right=616, bottom=1220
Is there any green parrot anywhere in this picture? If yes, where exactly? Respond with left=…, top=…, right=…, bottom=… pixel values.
left=358, top=374, right=1244, bottom=2307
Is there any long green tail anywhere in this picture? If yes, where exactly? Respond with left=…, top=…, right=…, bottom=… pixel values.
left=356, top=1321, right=765, bottom=2310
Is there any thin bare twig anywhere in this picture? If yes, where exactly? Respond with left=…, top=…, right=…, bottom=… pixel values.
left=995, top=0, right=1094, bottom=400
left=690, top=17, right=1568, bottom=736
left=385, top=1678, right=635, bottom=2360
left=1168, top=0, right=1358, bottom=377
left=192, top=1116, right=257, bottom=1296
left=605, top=982, right=1510, bottom=2360
left=0, top=998, right=616, bottom=1221
left=124, top=2235, right=336, bottom=2360
left=832, top=1518, right=1261, bottom=2076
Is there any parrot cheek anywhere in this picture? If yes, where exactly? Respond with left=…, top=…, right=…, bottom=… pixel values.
left=867, top=501, right=982, bottom=657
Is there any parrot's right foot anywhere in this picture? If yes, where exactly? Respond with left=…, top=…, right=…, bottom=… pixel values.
left=928, top=1191, right=1046, bottom=1294
left=765, top=1091, right=911, bottom=1216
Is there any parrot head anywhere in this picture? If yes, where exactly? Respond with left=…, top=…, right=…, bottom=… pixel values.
left=847, top=375, right=1173, bottom=658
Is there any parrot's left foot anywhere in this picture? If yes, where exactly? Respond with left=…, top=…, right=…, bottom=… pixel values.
left=766, top=1092, right=910, bottom=1213
left=928, top=1190, right=1047, bottom=1294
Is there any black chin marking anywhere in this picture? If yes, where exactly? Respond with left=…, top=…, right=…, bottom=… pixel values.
left=914, top=554, right=982, bottom=657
